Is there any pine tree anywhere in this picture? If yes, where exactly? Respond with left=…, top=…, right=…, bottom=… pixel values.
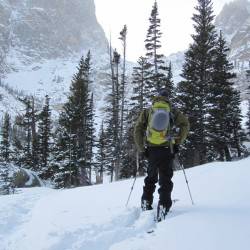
left=50, top=126, right=74, bottom=188
left=21, top=98, right=33, bottom=168
left=0, top=113, right=11, bottom=163
left=144, top=0, right=167, bottom=96
left=112, top=50, right=122, bottom=181
left=119, top=25, right=127, bottom=143
left=120, top=56, right=150, bottom=178
left=31, top=96, right=39, bottom=169
left=14, top=97, right=39, bottom=169
left=119, top=106, right=149, bottom=179
left=37, top=95, right=52, bottom=178
left=207, top=31, right=237, bottom=161
left=86, top=92, right=95, bottom=183
left=229, top=89, right=245, bottom=157
left=54, top=53, right=92, bottom=187
left=165, top=62, right=175, bottom=103
left=177, top=0, right=217, bottom=167
left=11, top=116, right=25, bottom=166
left=105, top=49, right=121, bottom=182
left=0, top=163, right=13, bottom=195
left=94, top=121, right=105, bottom=184
left=246, top=70, right=250, bottom=137
left=131, top=57, right=150, bottom=110
left=246, top=101, right=250, bottom=137
left=118, top=25, right=128, bottom=180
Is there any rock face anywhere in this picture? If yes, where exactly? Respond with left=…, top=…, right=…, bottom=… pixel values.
left=0, top=0, right=111, bottom=118
left=0, top=0, right=108, bottom=61
left=215, top=0, right=250, bottom=99
left=215, top=0, right=250, bottom=63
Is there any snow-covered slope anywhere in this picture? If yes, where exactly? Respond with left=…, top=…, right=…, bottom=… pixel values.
left=0, top=84, right=25, bottom=119
left=1, top=157, right=250, bottom=250
left=215, top=0, right=250, bottom=63
left=0, top=0, right=112, bottom=118
left=215, top=0, right=250, bottom=99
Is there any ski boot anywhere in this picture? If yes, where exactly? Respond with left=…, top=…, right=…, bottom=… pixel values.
left=156, top=203, right=169, bottom=222
left=141, top=199, right=153, bottom=211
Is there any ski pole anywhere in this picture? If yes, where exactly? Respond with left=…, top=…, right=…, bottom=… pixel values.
left=176, top=156, right=194, bottom=205
left=125, top=151, right=140, bottom=207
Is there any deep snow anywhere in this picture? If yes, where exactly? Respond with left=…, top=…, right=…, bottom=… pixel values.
left=1, top=157, right=250, bottom=250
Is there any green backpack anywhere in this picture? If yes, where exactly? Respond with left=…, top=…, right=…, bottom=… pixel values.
left=146, top=101, right=171, bottom=145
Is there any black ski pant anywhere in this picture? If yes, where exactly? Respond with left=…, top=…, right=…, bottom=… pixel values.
left=142, top=146, right=174, bottom=210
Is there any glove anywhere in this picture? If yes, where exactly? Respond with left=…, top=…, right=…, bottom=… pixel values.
left=174, top=136, right=181, bottom=145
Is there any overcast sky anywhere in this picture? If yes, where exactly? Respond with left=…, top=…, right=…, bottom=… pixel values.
left=94, top=0, right=234, bottom=62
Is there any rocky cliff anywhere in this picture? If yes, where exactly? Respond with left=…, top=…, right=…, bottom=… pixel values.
left=215, top=0, right=250, bottom=63
left=0, top=0, right=110, bottom=118
left=215, top=0, right=250, bottom=98
left=0, top=0, right=108, bottom=61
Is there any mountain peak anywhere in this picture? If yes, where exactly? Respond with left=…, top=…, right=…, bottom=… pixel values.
left=0, top=0, right=108, bottom=61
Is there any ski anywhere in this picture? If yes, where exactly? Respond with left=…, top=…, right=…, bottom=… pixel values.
left=146, top=199, right=179, bottom=234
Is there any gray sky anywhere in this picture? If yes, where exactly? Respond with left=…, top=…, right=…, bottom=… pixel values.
left=94, top=0, right=234, bottom=62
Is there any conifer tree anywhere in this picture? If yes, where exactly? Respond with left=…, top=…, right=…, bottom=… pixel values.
left=207, top=31, right=237, bottom=161
left=21, top=98, right=33, bottom=168
left=0, top=114, right=14, bottom=194
left=105, top=49, right=121, bottom=181
left=37, top=95, right=52, bottom=178
left=55, top=53, right=92, bottom=187
left=50, top=126, right=75, bottom=188
left=177, top=0, right=217, bottom=166
left=165, top=62, right=175, bottom=103
left=131, top=57, right=150, bottom=110
left=31, top=96, right=39, bottom=169
left=11, top=116, right=25, bottom=166
left=144, top=0, right=166, bottom=96
left=14, top=97, right=39, bottom=169
left=0, top=113, right=11, bottom=162
left=119, top=110, right=138, bottom=179
left=86, top=92, right=95, bottom=183
left=94, top=121, right=105, bottom=184
left=246, top=70, right=250, bottom=137
left=113, top=50, right=122, bottom=181
left=246, top=100, right=250, bottom=137
left=0, top=163, right=13, bottom=195
left=103, top=42, right=116, bottom=182
left=120, top=57, right=150, bottom=178
left=229, top=89, right=245, bottom=157
left=119, top=25, right=127, bottom=144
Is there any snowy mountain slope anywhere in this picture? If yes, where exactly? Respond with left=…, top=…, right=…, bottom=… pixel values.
left=1, top=157, right=250, bottom=250
left=0, top=0, right=114, bottom=119
left=215, top=0, right=250, bottom=63
left=0, top=0, right=108, bottom=61
left=0, top=84, right=25, bottom=119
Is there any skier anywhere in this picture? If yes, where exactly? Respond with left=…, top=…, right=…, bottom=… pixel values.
left=134, top=89, right=189, bottom=221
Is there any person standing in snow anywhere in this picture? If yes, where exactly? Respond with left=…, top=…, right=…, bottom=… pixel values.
left=134, top=89, right=189, bottom=221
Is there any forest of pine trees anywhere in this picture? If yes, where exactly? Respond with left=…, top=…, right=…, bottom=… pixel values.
left=0, top=0, right=249, bottom=192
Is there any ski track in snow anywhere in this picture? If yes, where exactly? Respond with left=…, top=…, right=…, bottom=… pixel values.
left=0, top=187, right=166, bottom=250
left=1, top=157, right=250, bottom=250
left=47, top=209, right=153, bottom=250
left=0, top=188, right=54, bottom=248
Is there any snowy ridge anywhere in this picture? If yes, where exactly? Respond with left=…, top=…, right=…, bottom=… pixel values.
left=0, top=85, right=25, bottom=120
left=1, top=157, right=250, bottom=250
